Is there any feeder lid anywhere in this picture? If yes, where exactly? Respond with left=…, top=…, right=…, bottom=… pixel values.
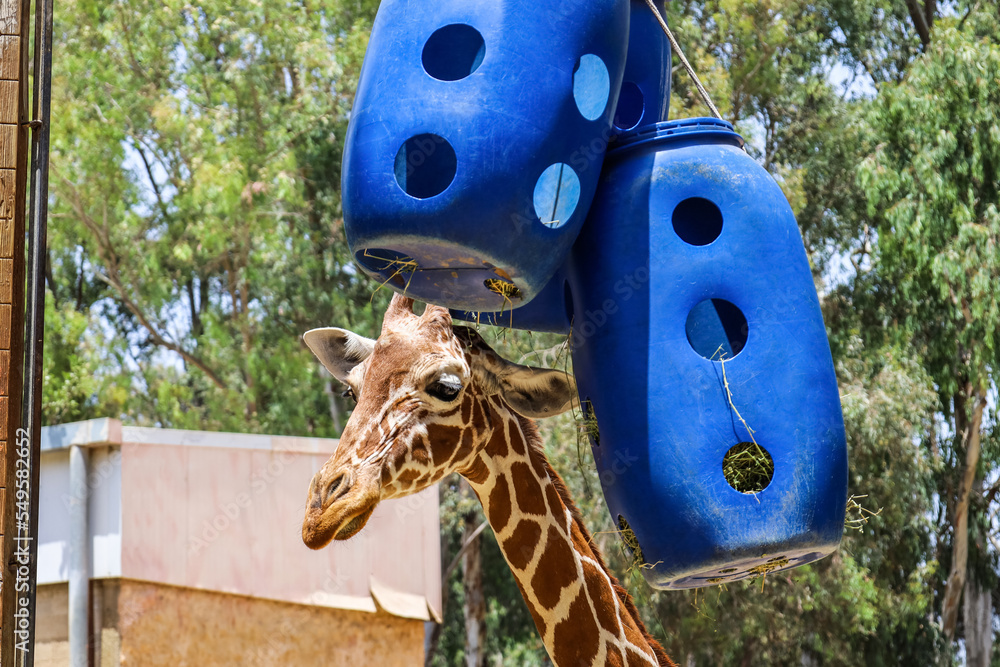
left=608, top=117, right=745, bottom=157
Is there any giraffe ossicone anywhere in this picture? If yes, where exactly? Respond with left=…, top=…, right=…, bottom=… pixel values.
left=302, top=293, right=675, bottom=667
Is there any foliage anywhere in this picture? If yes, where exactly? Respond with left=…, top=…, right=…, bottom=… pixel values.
left=44, top=0, right=999, bottom=663
left=46, top=0, right=386, bottom=433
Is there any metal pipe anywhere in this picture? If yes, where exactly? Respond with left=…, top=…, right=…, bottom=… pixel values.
left=15, top=0, right=54, bottom=657
left=68, top=445, right=90, bottom=667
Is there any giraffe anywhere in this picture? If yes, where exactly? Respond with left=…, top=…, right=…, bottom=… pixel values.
left=301, top=293, right=675, bottom=667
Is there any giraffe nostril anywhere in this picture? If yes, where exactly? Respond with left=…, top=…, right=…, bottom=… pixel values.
left=324, top=473, right=351, bottom=505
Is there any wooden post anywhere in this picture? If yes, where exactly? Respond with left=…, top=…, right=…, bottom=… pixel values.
left=0, top=0, right=31, bottom=658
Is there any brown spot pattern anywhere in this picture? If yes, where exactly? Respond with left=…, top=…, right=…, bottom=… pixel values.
left=508, top=424, right=527, bottom=455
left=571, top=521, right=596, bottom=558
left=426, top=424, right=461, bottom=464
left=510, top=461, right=546, bottom=516
left=605, top=644, right=626, bottom=667
left=626, top=647, right=655, bottom=666
left=503, top=521, right=542, bottom=571
left=622, top=618, right=648, bottom=655
left=453, top=428, right=475, bottom=463
left=398, top=469, right=421, bottom=482
left=545, top=483, right=563, bottom=518
left=462, top=456, right=490, bottom=486
left=489, top=425, right=509, bottom=458
left=552, top=592, right=600, bottom=666
left=471, top=400, right=486, bottom=430
left=582, top=561, right=619, bottom=635
left=515, top=579, right=547, bottom=638
left=531, top=526, right=578, bottom=609
left=487, top=476, right=512, bottom=533
left=409, top=440, right=430, bottom=466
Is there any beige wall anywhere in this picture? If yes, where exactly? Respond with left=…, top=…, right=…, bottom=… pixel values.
left=34, top=579, right=425, bottom=667
left=119, top=440, right=441, bottom=619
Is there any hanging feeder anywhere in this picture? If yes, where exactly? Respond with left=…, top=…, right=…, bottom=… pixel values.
left=565, top=118, right=848, bottom=589
left=451, top=0, right=671, bottom=329
left=343, top=0, right=631, bottom=311
left=612, top=0, right=671, bottom=134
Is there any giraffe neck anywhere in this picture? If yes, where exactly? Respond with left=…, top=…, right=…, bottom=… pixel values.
left=459, top=398, right=673, bottom=667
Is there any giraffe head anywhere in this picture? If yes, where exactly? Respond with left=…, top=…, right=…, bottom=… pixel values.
left=301, top=293, right=577, bottom=549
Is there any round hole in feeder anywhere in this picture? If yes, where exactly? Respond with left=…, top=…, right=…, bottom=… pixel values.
left=672, top=197, right=723, bottom=246
left=422, top=24, right=486, bottom=81
left=533, top=163, right=581, bottom=229
left=617, top=515, right=645, bottom=568
left=685, top=298, right=748, bottom=360
left=573, top=54, right=611, bottom=121
left=580, top=398, right=599, bottom=447
left=613, top=81, right=644, bottom=131
left=722, top=441, right=774, bottom=494
left=394, top=134, right=457, bottom=199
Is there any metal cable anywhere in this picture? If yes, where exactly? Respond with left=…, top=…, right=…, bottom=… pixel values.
left=643, top=0, right=723, bottom=120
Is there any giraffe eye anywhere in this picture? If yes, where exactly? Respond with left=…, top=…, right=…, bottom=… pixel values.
left=341, top=387, right=357, bottom=403
left=427, top=374, right=462, bottom=402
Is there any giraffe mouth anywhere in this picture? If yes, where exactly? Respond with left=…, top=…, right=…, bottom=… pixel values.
left=334, top=506, right=375, bottom=541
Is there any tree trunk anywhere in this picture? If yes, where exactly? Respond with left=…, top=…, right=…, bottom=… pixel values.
left=963, top=577, right=993, bottom=667
left=941, top=385, right=987, bottom=639
left=462, top=510, right=487, bottom=667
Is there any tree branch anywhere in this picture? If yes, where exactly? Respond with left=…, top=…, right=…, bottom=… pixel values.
left=905, top=0, right=932, bottom=49
left=443, top=520, right=489, bottom=584
left=941, top=386, right=987, bottom=639
left=55, top=173, right=229, bottom=391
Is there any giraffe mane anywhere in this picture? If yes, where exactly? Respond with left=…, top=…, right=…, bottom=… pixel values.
left=517, top=413, right=677, bottom=667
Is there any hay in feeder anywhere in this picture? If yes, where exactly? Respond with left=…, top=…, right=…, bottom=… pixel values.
left=363, top=249, right=418, bottom=297
left=577, top=400, right=600, bottom=446
left=715, top=349, right=774, bottom=495
left=722, top=441, right=774, bottom=494
left=747, top=555, right=791, bottom=576
left=618, top=515, right=645, bottom=571
left=746, top=555, right=791, bottom=591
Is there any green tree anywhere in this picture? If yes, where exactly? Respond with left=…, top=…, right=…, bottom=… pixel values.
left=46, top=0, right=385, bottom=433
left=856, top=8, right=1000, bottom=658
left=45, top=0, right=999, bottom=663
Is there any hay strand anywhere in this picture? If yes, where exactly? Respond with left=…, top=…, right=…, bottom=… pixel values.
left=363, top=249, right=418, bottom=300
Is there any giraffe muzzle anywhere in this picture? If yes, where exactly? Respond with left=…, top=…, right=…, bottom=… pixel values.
left=302, top=468, right=379, bottom=549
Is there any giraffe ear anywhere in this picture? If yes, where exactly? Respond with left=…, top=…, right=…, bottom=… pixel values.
left=303, top=328, right=375, bottom=383
left=454, top=326, right=578, bottom=418
left=498, top=366, right=579, bottom=419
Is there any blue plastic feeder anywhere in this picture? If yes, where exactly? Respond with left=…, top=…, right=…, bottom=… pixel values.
left=613, top=0, right=671, bottom=133
left=566, top=118, right=848, bottom=589
left=451, top=0, right=670, bottom=329
left=343, top=0, right=631, bottom=311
